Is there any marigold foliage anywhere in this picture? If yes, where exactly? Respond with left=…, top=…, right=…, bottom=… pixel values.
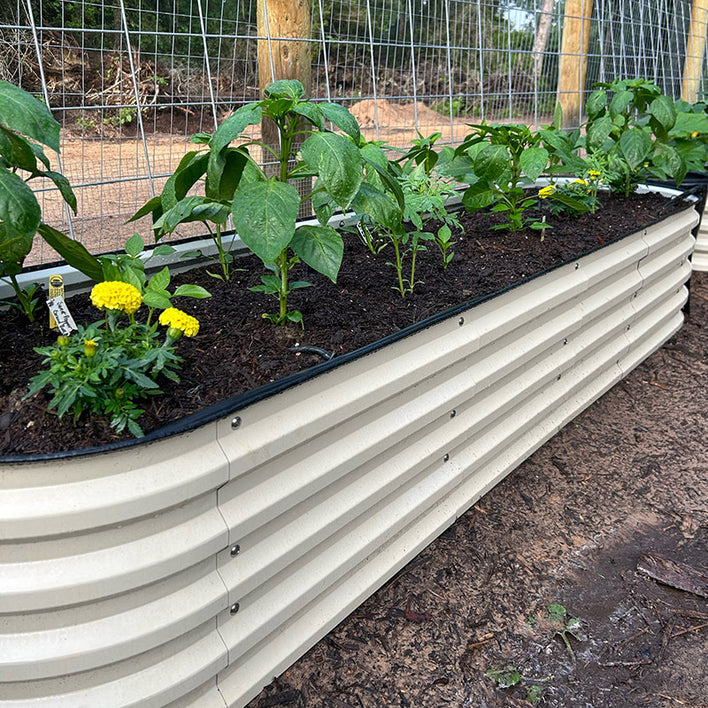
left=159, top=307, right=200, bottom=337
left=91, top=281, right=142, bottom=314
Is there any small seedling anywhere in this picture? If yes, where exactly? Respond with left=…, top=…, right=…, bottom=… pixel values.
left=485, top=664, right=521, bottom=689
left=525, top=684, right=544, bottom=706
left=547, top=603, right=586, bottom=661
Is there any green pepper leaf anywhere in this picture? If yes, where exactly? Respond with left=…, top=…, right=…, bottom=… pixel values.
left=519, top=147, right=549, bottom=182
left=162, top=151, right=209, bottom=210
left=585, top=89, right=607, bottom=120
left=619, top=128, right=652, bottom=170
left=206, top=147, right=250, bottom=201
left=42, top=170, right=77, bottom=213
left=37, top=223, right=103, bottom=282
left=290, top=224, right=343, bottom=282
left=474, top=144, right=510, bottom=184
left=0, top=126, right=38, bottom=172
left=263, top=79, right=305, bottom=100
left=609, top=90, right=634, bottom=119
left=293, top=102, right=325, bottom=130
left=0, top=80, right=60, bottom=152
left=232, top=180, right=300, bottom=263
left=352, top=183, right=403, bottom=233
left=209, top=102, right=262, bottom=155
left=319, top=102, right=361, bottom=143
left=586, top=114, right=614, bottom=152
left=0, top=222, right=33, bottom=272
left=301, top=132, right=363, bottom=208
left=648, top=95, right=677, bottom=133
left=0, top=168, right=40, bottom=237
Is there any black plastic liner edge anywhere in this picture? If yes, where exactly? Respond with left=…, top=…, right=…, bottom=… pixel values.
left=2, top=198, right=697, bottom=465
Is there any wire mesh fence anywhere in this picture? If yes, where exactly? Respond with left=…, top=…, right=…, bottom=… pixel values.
left=0, top=0, right=705, bottom=264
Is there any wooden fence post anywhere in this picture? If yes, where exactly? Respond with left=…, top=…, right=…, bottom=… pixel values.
left=256, top=0, right=311, bottom=209
left=557, top=0, right=593, bottom=128
left=257, top=0, right=311, bottom=148
left=682, top=0, right=708, bottom=103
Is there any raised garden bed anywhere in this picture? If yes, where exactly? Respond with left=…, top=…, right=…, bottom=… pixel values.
left=0, top=192, right=697, bottom=708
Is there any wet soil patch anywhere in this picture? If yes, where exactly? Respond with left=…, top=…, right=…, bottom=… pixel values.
left=0, top=191, right=692, bottom=456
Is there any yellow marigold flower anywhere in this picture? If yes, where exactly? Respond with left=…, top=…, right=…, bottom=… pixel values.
left=588, top=170, right=602, bottom=178
left=692, top=131, right=700, bottom=138
left=538, top=185, right=556, bottom=199
left=572, top=179, right=589, bottom=186
left=159, top=307, right=200, bottom=337
left=84, top=339, right=97, bottom=357
left=91, top=281, right=142, bottom=315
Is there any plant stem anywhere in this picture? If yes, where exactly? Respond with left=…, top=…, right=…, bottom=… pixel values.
left=409, top=234, right=419, bottom=293
left=9, top=273, right=34, bottom=322
left=392, top=236, right=406, bottom=298
left=215, top=224, right=229, bottom=280
left=278, top=248, right=289, bottom=324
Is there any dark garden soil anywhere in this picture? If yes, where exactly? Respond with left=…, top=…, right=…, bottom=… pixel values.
left=243, top=277, right=708, bottom=706
left=0, top=190, right=691, bottom=457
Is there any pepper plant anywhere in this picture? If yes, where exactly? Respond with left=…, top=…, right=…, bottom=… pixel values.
left=582, top=78, right=708, bottom=196
left=447, top=122, right=549, bottom=233
left=0, top=81, right=101, bottom=320
left=133, top=79, right=377, bottom=326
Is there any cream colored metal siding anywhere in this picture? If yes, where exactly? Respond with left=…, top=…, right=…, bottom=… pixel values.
left=215, top=209, right=698, bottom=708
left=0, top=208, right=696, bottom=708
left=0, top=426, right=230, bottom=705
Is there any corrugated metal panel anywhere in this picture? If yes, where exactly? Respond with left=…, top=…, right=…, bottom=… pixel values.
left=0, top=207, right=696, bottom=707
left=215, top=209, right=698, bottom=708
left=0, top=424, right=230, bottom=703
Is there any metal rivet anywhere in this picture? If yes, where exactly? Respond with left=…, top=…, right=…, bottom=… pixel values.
left=443, top=453, right=450, bottom=462
left=231, top=416, right=241, bottom=429
left=563, top=338, right=568, bottom=345
left=230, top=603, right=240, bottom=614
left=626, top=324, right=631, bottom=331
left=230, top=544, right=240, bottom=556
left=458, top=317, right=464, bottom=326
left=450, top=410, right=456, bottom=418
left=575, top=263, right=579, bottom=270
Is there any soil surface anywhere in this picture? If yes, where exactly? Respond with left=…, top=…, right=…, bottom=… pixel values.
left=0, top=190, right=689, bottom=458
left=243, top=281, right=708, bottom=707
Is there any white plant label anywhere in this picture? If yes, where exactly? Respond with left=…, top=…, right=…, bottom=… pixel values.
left=46, top=296, right=77, bottom=336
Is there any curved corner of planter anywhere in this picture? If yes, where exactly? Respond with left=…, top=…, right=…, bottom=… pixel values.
left=0, top=205, right=697, bottom=708
left=692, top=200, right=708, bottom=271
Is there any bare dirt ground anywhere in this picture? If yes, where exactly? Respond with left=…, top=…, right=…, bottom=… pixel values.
left=246, top=273, right=708, bottom=708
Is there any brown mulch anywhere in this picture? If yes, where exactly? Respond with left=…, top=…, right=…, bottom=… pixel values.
left=0, top=190, right=689, bottom=457
left=246, top=273, right=708, bottom=708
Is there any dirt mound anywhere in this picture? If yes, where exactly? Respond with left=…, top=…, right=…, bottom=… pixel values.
left=350, top=98, right=455, bottom=130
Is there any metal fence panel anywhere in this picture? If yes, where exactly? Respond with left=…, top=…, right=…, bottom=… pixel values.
left=0, top=0, right=703, bottom=262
